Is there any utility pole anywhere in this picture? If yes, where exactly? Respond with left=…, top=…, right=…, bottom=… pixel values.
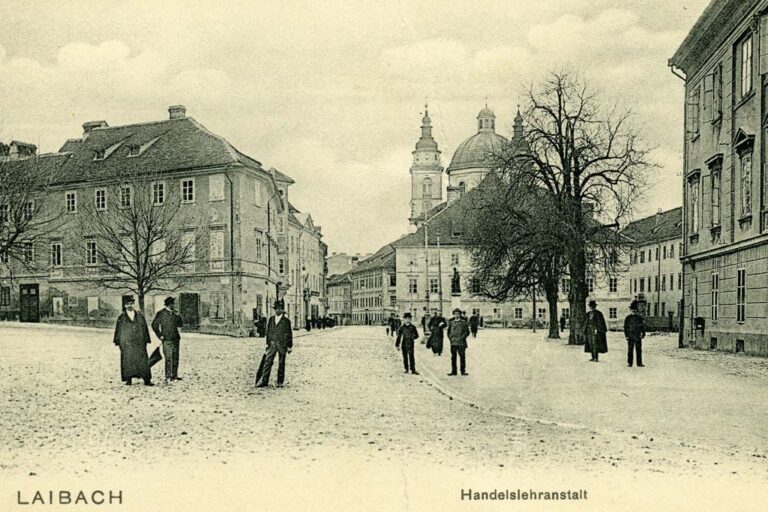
left=436, top=233, right=443, bottom=315
left=532, top=287, right=537, bottom=333
left=424, top=214, right=430, bottom=315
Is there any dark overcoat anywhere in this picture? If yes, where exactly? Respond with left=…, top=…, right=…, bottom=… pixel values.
left=427, top=315, right=446, bottom=351
left=113, top=311, right=152, bottom=381
left=447, top=317, right=470, bottom=348
left=151, top=308, right=183, bottom=341
left=266, top=315, right=293, bottom=355
left=583, top=309, right=608, bottom=353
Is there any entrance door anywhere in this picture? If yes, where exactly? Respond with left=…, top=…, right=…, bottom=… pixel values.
left=19, top=284, right=40, bottom=322
left=179, top=293, right=200, bottom=330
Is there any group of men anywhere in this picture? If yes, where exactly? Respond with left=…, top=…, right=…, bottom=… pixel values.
left=113, top=297, right=296, bottom=389
left=112, top=296, right=183, bottom=386
left=392, top=308, right=471, bottom=376
left=582, top=299, right=647, bottom=367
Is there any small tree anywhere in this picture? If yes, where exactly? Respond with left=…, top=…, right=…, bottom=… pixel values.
left=0, top=155, right=66, bottom=268
left=76, top=170, right=205, bottom=312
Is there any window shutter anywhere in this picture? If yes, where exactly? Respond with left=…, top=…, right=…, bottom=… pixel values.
left=760, top=16, right=768, bottom=75
left=686, top=92, right=696, bottom=139
left=703, top=73, right=714, bottom=122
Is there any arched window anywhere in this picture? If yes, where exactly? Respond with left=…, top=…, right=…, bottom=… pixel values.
left=423, top=177, right=432, bottom=197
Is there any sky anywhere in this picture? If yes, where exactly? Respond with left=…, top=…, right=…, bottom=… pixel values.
left=0, top=0, right=711, bottom=255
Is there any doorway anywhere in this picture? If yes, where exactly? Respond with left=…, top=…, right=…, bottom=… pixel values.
left=19, top=284, right=40, bottom=322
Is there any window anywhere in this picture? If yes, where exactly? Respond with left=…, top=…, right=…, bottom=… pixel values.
left=688, top=174, right=700, bottom=233
left=429, top=251, right=438, bottom=265
left=640, top=251, right=645, bottom=264
left=254, top=179, right=262, bottom=206
left=562, top=308, right=570, bottom=318
left=678, top=273, right=682, bottom=290
left=661, top=275, right=666, bottom=291
left=408, top=278, right=418, bottom=294
left=653, top=303, right=659, bottom=316
left=0, top=286, right=10, bottom=306
left=739, top=152, right=752, bottom=216
left=609, top=277, right=618, bottom=293
left=514, top=307, right=523, bottom=319
left=709, top=159, right=722, bottom=226
left=670, top=273, right=674, bottom=291
left=662, top=246, right=667, bottom=259
left=95, top=189, right=107, bottom=211
left=120, top=185, right=132, bottom=208
left=741, top=35, right=753, bottom=98
left=277, top=215, right=285, bottom=234
left=670, top=244, right=675, bottom=258
left=691, top=276, right=698, bottom=318
left=389, top=273, right=396, bottom=286
left=65, top=192, right=77, bottom=213
left=23, top=242, right=33, bottom=263
left=390, top=295, right=396, bottom=306
left=736, top=268, right=746, bottom=323
left=423, top=177, right=432, bottom=197
left=713, top=62, right=723, bottom=118
left=94, top=149, right=105, bottom=160
left=209, top=174, right=225, bottom=201
left=86, top=240, right=98, bottom=266
left=655, top=247, right=659, bottom=261
left=255, top=237, right=263, bottom=261
left=127, top=144, right=140, bottom=156
left=654, top=276, right=659, bottom=292
left=609, top=308, right=617, bottom=319
left=661, top=302, right=666, bottom=316
left=586, top=277, right=594, bottom=293
left=152, top=181, right=165, bottom=205
left=537, top=308, right=546, bottom=319
left=711, top=272, right=719, bottom=322
left=51, top=242, right=62, bottom=267
left=22, top=201, right=33, bottom=221
left=181, top=179, right=195, bottom=203
left=429, top=277, right=439, bottom=294
left=561, top=278, right=570, bottom=293
left=639, top=278, right=645, bottom=293
left=450, top=253, right=460, bottom=266
left=0, top=251, right=7, bottom=264
left=689, top=86, right=700, bottom=138
left=279, top=258, right=285, bottom=274
left=209, top=230, right=224, bottom=270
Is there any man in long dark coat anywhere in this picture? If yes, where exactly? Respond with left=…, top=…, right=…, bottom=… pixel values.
left=151, top=296, right=184, bottom=382
left=447, top=308, right=470, bottom=375
left=256, top=301, right=293, bottom=388
left=624, top=300, right=646, bottom=367
left=468, top=313, right=479, bottom=338
left=113, top=297, right=154, bottom=386
left=427, top=313, right=446, bottom=356
left=583, top=300, right=608, bottom=362
left=396, top=312, right=419, bottom=374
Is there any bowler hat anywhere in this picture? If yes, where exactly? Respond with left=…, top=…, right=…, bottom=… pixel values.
left=630, top=300, right=639, bottom=311
left=403, top=312, right=412, bottom=318
left=588, top=300, right=597, bottom=308
left=452, top=308, right=462, bottom=314
left=273, top=300, right=284, bottom=309
left=124, top=296, right=135, bottom=304
left=164, top=296, right=175, bottom=306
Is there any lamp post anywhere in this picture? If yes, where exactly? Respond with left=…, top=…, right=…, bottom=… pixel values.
left=408, top=261, right=415, bottom=317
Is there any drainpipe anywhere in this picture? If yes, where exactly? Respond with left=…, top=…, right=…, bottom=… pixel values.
left=224, top=171, right=236, bottom=325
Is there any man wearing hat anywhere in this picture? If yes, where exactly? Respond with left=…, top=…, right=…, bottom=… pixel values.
left=583, top=300, right=608, bottom=362
left=623, top=300, right=646, bottom=367
left=447, top=308, right=470, bottom=375
left=256, top=299, right=293, bottom=388
left=151, top=296, right=184, bottom=382
left=395, top=312, right=420, bottom=375
left=113, top=296, right=154, bottom=386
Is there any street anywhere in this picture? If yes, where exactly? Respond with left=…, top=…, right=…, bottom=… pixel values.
left=0, top=323, right=766, bottom=511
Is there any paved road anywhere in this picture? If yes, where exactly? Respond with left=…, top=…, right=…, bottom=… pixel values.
left=0, top=323, right=766, bottom=512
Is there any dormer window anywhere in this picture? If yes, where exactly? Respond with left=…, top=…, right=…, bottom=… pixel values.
left=94, top=149, right=106, bottom=160
left=127, top=144, right=141, bottom=157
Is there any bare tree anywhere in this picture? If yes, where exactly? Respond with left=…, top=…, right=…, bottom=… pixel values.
left=515, top=71, right=654, bottom=344
left=0, top=154, right=67, bottom=269
left=75, top=169, right=205, bottom=312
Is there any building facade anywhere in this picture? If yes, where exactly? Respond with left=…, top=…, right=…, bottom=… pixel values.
left=409, top=105, right=443, bottom=229
left=0, top=105, right=327, bottom=336
left=327, top=273, right=352, bottom=324
left=670, top=0, right=768, bottom=355
left=348, top=245, right=396, bottom=325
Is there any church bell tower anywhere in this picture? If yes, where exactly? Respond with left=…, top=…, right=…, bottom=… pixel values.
left=409, top=103, right=443, bottom=230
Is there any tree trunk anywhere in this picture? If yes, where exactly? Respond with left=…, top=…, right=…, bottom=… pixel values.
left=568, top=248, right=588, bottom=345
left=545, top=281, right=559, bottom=339
left=138, top=293, right=146, bottom=314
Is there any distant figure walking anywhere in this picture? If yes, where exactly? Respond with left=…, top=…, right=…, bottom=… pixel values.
left=583, top=300, right=608, bottom=362
left=447, top=308, right=469, bottom=376
left=559, top=315, right=566, bottom=333
left=151, top=296, right=184, bottom=382
left=469, top=313, right=479, bottom=338
left=427, top=312, right=446, bottom=356
left=390, top=315, right=401, bottom=338
left=256, top=301, right=294, bottom=388
left=396, top=312, right=419, bottom=375
left=113, top=297, right=153, bottom=386
left=624, top=300, right=646, bottom=367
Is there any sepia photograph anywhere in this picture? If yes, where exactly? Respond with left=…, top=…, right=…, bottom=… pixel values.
left=1, top=1, right=767, bottom=510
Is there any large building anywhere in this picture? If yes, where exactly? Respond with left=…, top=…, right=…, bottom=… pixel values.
left=348, top=244, right=396, bottom=325
left=0, top=106, right=327, bottom=335
left=326, top=273, right=352, bottom=324
left=623, top=208, right=684, bottom=325
left=670, top=0, right=768, bottom=355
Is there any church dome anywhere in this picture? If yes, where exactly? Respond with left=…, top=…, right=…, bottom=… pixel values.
left=447, top=106, right=507, bottom=173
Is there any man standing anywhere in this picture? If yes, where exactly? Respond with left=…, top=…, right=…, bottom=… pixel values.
left=447, top=308, right=470, bottom=376
left=469, top=313, right=479, bottom=338
left=113, top=297, right=154, bottom=386
left=396, top=312, right=419, bottom=375
left=559, top=314, right=567, bottom=333
left=624, top=300, right=646, bottom=367
left=256, top=301, right=293, bottom=388
left=151, top=297, right=184, bottom=382
left=583, top=300, right=608, bottom=362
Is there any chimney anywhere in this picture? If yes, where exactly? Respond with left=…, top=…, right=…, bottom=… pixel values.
left=83, top=121, right=108, bottom=137
left=5, top=141, right=37, bottom=160
left=168, top=105, right=187, bottom=119
left=655, top=208, right=663, bottom=224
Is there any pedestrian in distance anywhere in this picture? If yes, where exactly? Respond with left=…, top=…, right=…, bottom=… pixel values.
left=151, top=296, right=184, bottom=383
left=469, top=313, right=479, bottom=338
left=583, top=300, right=608, bottom=362
left=256, top=301, right=294, bottom=388
left=391, top=315, right=401, bottom=338
left=447, top=308, right=469, bottom=376
left=396, top=312, right=419, bottom=375
left=624, top=300, right=646, bottom=367
left=559, top=315, right=566, bottom=333
left=113, top=296, right=154, bottom=386
left=428, top=312, right=447, bottom=356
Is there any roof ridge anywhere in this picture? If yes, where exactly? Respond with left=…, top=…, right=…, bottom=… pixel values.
left=186, top=118, right=241, bottom=164
left=89, top=117, right=187, bottom=132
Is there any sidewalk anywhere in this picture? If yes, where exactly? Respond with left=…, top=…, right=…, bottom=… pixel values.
left=417, top=328, right=768, bottom=454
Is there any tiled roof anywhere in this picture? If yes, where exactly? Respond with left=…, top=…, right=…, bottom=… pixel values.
left=622, top=207, right=682, bottom=245
left=271, top=167, right=295, bottom=184
left=351, top=244, right=396, bottom=273
left=327, top=273, right=352, bottom=285
left=50, top=117, right=265, bottom=186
